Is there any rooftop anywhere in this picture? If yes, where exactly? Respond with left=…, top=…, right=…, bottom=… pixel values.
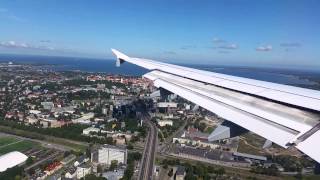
left=233, top=152, right=267, bottom=161
left=0, top=151, right=28, bottom=172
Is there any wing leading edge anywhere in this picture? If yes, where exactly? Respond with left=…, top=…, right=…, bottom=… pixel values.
left=111, top=49, right=320, bottom=163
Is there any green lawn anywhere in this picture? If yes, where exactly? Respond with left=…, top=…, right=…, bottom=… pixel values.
left=0, top=137, right=38, bottom=155
left=0, top=125, right=87, bottom=152
left=0, top=136, right=19, bottom=146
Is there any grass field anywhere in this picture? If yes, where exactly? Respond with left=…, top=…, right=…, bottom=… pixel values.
left=0, top=136, right=38, bottom=155
left=0, top=136, right=19, bottom=146
left=237, top=139, right=266, bottom=156
left=0, top=125, right=88, bottom=152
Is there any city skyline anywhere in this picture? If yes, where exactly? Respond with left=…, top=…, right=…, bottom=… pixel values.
left=0, top=0, right=320, bottom=69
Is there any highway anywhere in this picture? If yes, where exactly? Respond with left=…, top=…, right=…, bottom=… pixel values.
left=138, top=113, right=157, bottom=180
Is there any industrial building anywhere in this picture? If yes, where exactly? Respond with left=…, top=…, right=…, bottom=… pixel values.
left=91, top=145, right=127, bottom=166
left=0, top=151, right=28, bottom=172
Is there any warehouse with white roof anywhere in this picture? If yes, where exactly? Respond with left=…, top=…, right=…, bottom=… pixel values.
left=0, top=151, right=28, bottom=172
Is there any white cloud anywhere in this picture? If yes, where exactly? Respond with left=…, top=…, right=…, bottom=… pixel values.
left=0, top=41, right=27, bottom=48
left=0, top=40, right=54, bottom=50
left=212, top=37, right=238, bottom=50
left=218, top=43, right=238, bottom=50
left=256, top=45, right=272, bottom=51
left=213, top=38, right=226, bottom=43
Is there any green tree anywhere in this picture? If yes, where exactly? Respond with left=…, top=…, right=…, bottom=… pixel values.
left=198, top=122, right=207, bottom=132
left=14, top=175, right=21, bottom=180
left=80, top=174, right=106, bottom=180
left=127, top=143, right=133, bottom=150
left=0, top=166, right=24, bottom=180
left=215, top=167, right=225, bottom=176
left=97, top=164, right=103, bottom=174
left=109, top=160, right=118, bottom=171
left=26, top=157, right=33, bottom=165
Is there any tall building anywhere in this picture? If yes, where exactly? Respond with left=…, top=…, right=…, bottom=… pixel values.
left=92, top=145, right=127, bottom=166
left=76, top=164, right=91, bottom=179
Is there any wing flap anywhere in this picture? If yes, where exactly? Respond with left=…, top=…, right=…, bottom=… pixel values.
left=297, top=131, right=320, bottom=163
left=152, top=77, right=297, bottom=147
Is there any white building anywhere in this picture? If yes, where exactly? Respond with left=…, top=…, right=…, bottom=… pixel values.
left=82, top=127, right=100, bottom=135
left=157, top=102, right=177, bottom=108
left=29, top=110, right=41, bottom=115
left=76, top=165, right=91, bottom=179
left=65, top=170, right=76, bottom=179
left=173, top=137, right=219, bottom=149
left=25, top=115, right=38, bottom=124
left=102, top=108, right=108, bottom=115
left=0, top=151, right=28, bottom=172
left=51, top=106, right=75, bottom=114
left=73, top=113, right=94, bottom=124
left=172, top=128, right=220, bottom=150
left=97, top=84, right=106, bottom=89
left=39, top=118, right=61, bottom=128
left=41, top=101, right=54, bottom=110
left=157, top=119, right=173, bottom=127
left=74, top=155, right=89, bottom=167
left=185, top=104, right=191, bottom=110
left=96, top=145, right=127, bottom=166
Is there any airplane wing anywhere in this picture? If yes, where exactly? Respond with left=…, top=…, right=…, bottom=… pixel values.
left=111, top=49, right=320, bottom=163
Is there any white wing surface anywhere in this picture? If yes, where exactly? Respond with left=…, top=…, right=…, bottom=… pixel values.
left=111, top=49, right=320, bottom=163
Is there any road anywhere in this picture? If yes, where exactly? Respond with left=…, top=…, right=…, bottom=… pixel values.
left=158, top=118, right=187, bottom=154
left=138, top=113, right=157, bottom=180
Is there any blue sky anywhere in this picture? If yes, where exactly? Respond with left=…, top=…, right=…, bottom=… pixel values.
left=0, top=0, right=319, bottom=69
